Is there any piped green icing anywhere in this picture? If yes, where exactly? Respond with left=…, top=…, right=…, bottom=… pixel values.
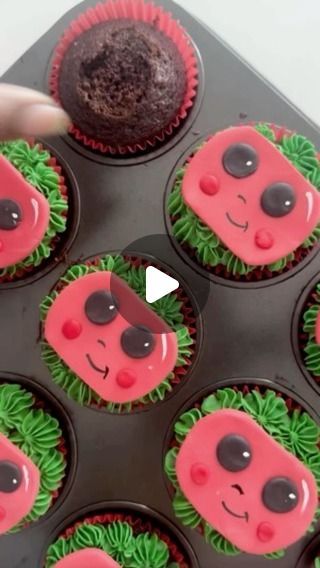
left=303, top=283, right=320, bottom=378
left=315, top=557, right=320, bottom=568
left=40, top=255, right=194, bottom=413
left=0, top=382, right=66, bottom=532
left=0, top=140, right=68, bottom=279
left=45, top=520, right=181, bottom=568
left=168, top=123, right=320, bottom=277
left=164, top=387, right=320, bottom=559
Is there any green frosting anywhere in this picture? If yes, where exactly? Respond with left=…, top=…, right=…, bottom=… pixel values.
left=315, top=558, right=320, bottom=568
left=0, top=140, right=68, bottom=280
left=303, top=283, right=320, bottom=378
left=168, top=123, right=320, bottom=277
left=45, top=520, right=181, bottom=568
left=40, top=255, right=194, bottom=413
left=164, top=387, right=320, bottom=559
left=0, top=382, right=66, bottom=532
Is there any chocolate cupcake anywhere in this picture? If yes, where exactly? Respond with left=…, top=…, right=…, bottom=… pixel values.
left=59, top=20, right=186, bottom=147
left=45, top=511, right=188, bottom=567
left=40, top=254, right=195, bottom=413
left=0, top=382, right=67, bottom=533
left=168, top=123, right=320, bottom=281
left=164, top=385, right=320, bottom=558
left=0, top=139, right=69, bottom=283
left=50, top=0, right=198, bottom=155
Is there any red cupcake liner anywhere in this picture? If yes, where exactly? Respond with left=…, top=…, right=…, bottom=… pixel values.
left=0, top=138, right=69, bottom=284
left=49, top=0, right=198, bottom=155
left=55, top=511, right=188, bottom=567
left=171, top=123, right=319, bottom=283
left=47, top=254, right=197, bottom=411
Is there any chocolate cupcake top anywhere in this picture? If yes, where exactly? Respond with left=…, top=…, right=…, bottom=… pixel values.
left=58, top=20, right=187, bottom=147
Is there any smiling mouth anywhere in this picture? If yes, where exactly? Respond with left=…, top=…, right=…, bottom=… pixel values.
left=86, top=354, right=109, bottom=379
left=226, top=212, right=248, bottom=232
left=222, top=501, right=249, bottom=522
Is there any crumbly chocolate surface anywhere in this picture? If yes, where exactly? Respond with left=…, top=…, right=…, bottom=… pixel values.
left=59, top=19, right=187, bottom=147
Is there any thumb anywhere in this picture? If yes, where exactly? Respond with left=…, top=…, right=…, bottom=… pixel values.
left=0, top=84, right=70, bottom=140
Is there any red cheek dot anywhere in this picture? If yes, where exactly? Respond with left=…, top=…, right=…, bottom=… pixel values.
left=0, top=507, right=6, bottom=521
left=62, top=319, right=82, bottom=340
left=255, top=229, right=274, bottom=250
left=190, top=463, right=209, bottom=485
left=116, top=369, right=137, bottom=389
left=199, top=174, right=219, bottom=196
left=257, top=522, right=275, bottom=542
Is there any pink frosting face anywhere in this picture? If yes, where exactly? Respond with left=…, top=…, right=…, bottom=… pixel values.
left=0, top=433, right=40, bottom=534
left=55, top=548, right=121, bottom=568
left=44, top=271, right=178, bottom=403
left=175, top=409, right=318, bottom=555
left=0, top=155, right=50, bottom=268
left=182, top=126, right=320, bottom=265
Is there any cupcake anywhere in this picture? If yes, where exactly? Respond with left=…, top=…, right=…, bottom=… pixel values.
left=0, top=382, right=67, bottom=533
left=49, top=0, right=198, bottom=155
left=45, top=511, right=187, bottom=567
left=168, top=123, right=320, bottom=281
left=0, top=139, right=69, bottom=283
left=40, top=254, right=195, bottom=413
left=164, top=386, right=320, bottom=558
left=301, top=284, right=320, bottom=387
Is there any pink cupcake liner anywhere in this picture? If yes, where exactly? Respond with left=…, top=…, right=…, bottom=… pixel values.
left=49, top=0, right=198, bottom=155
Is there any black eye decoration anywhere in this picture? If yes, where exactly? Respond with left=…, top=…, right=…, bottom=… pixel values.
left=85, top=290, right=119, bottom=325
left=261, top=182, right=296, bottom=217
left=222, top=143, right=258, bottom=178
left=262, top=477, right=299, bottom=513
left=0, top=461, right=22, bottom=493
left=0, top=199, right=22, bottom=230
left=121, top=325, right=155, bottom=359
left=216, top=434, right=252, bottom=472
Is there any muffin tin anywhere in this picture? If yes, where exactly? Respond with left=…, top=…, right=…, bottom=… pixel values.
left=1, top=0, right=320, bottom=566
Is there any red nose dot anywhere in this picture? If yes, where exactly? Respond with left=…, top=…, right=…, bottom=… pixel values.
left=255, top=229, right=274, bottom=250
left=0, top=507, right=6, bottom=521
left=257, top=522, right=275, bottom=542
left=62, top=319, right=82, bottom=340
left=116, top=369, right=137, bottom=389
left=190, top=463, right=209, bottom=485
left=199, top=174, right=219, bottom=196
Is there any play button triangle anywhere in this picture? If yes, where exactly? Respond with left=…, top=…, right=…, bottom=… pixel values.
left=146, top=266, right=179, bottom=304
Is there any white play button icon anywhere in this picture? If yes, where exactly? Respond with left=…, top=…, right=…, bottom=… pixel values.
left=146, top=266, right=179, bottom=304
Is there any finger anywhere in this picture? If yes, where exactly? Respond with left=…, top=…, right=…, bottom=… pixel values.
left=11, top=104, right=71, bottom=137
left=0, top=84, right=53, bottom=107
left=0, top=84, right=70, bottom=139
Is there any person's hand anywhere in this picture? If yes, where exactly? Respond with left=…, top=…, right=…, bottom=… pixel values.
left=0, top=84, right=70, bottom=141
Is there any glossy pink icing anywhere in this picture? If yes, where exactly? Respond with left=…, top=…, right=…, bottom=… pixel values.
left=44, top=271, right=178, bottom=403
left=0, top=433, right=40, bottom=534
left=182, top=126, right=320, bottom=265
left=55, top=548, right=120, bottom=568
left=0, top=155, right=50, bottom=268
left=175, top=409, right=318, bottom=554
